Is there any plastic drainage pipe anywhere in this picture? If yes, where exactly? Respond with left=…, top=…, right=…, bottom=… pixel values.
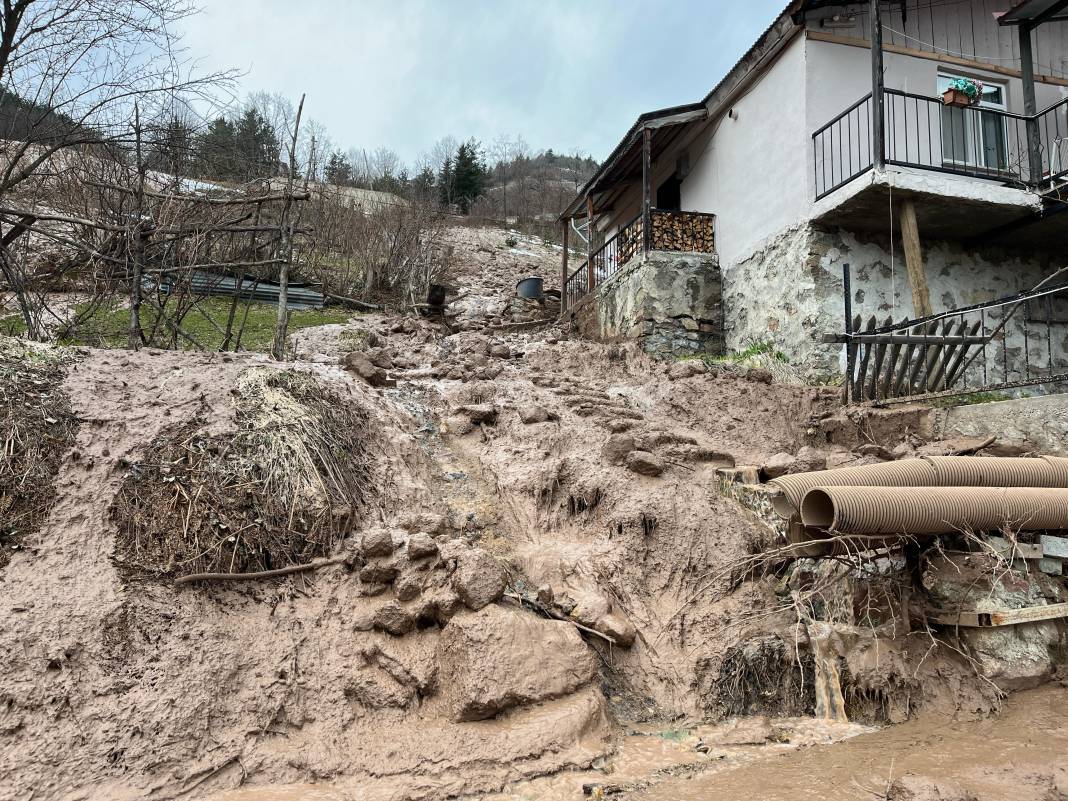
left=769, top=456, right=1068, bottom=518
left=799, top=486, right=1068, bottom=534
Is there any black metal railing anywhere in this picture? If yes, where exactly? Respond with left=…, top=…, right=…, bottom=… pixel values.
left=813, top=93, right=874, bottom=199
left=835, top=282, right=1068, bottom=404
left=814, top=91, right=1068, bottom=199
left=1037, top=96, right=1068, bottom=185
left=590, top=213, right=643, bottom=286
left=563, top=261, right=589, bottom=310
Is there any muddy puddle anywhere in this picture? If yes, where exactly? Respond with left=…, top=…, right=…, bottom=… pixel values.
left=198, top=685, right=1068, bottom=801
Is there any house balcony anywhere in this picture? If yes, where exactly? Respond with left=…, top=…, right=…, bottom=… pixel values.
left=810, top=90, right=1068, bottom=250
left=562, top=208, right=716, bottom=308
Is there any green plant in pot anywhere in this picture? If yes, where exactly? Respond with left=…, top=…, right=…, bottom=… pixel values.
left=942, top=77, right=984, bottom=107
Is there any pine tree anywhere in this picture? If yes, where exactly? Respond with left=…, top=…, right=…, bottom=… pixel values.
left=452, top=138, right=486, bottom=214
left=195, top=117, right=236, bottom=179
left=437, top=155, right=454, bottom=208
left=324, top=149, right=353, bottom=185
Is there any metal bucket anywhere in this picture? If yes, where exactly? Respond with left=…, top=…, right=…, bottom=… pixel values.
left=516, top=276, right=544, bottom=300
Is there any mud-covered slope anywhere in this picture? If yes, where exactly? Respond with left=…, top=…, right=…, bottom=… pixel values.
left=0, top=226, right=1013, bottom=801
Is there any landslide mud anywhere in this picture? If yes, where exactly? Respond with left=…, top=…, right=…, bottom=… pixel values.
left=0, top=226, right=1059, bottom=801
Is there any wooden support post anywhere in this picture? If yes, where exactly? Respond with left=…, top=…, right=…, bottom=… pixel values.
left=560, top=218, right=569, bottom=313
left=899, top=199, right=932, bottom=317
left=870, top=0, right=885, bottom=170
left=1018, top=22, right=1042, bottom=184
left=586, top=196, right=595, bottom=292
left=641, top=126, right=652, bottom=252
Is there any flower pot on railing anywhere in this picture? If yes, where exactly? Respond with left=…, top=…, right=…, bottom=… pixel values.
left=942, top=78, right=983, bottom=108
left=942, top=88, right=974, bottom=107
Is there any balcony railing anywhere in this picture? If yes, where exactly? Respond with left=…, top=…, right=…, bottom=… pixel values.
left=813, top=90, right=1068, bottom=200
left=563, top=209, right=716, bottom=308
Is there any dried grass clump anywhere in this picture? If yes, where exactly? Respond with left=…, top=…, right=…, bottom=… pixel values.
left=0, top=338, right=78, bottom=568
left=712, top=635, right=816, bottom=717
left=113, top=367, right=374, bottom=577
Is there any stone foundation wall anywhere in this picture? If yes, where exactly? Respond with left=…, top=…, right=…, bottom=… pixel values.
left=569, top=250, right=723, bottom=359
left=727, top=222, right=1059, bottom=379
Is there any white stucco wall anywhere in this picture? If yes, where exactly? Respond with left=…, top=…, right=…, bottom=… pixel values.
left=680, top=33, right=810, bottom=267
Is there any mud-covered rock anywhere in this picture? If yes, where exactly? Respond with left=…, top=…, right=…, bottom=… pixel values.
left=457, top=403, right=498, bottom=424
left=887, top=774, right=978, bottom=801
left=668, top=360, right=707, bottom=381
left=625, top=450, right=663, bottom=476
left=395, top=572, right=423, bottom=602
left=342, top=351, right=393, bottom=387
left=437, top=605, right=597, bottom=721
left=372, top=601, right=416, bottom=636
left=452, top=548, right=507, bottom=611
left=360, top=561, right=400, bottom=585
left=518, top=405, right=550, bottom=424
left=362, top=527, right=397, bottom=557
left=407, top=532, right=439, bottom=560
left=602, top=434, right=635, bottom=465
left=596, top=612, right=637, bottom=647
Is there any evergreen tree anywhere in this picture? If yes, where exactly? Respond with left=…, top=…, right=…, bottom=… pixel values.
left=437, top=155, right=454, bottom=208
left=451, top=138, right=486, bottom=214
left=194, top=117, right=236, bottom=179
left=233, top=107, right=279, bottom=180
left=324, top=149, right=353, bottom=185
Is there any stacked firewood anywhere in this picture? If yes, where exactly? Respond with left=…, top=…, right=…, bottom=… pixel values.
left=651, top=211, right=715, bottom=253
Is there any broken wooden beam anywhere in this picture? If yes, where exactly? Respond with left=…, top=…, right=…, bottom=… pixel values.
left=928, top=601, right=1068, bottom=628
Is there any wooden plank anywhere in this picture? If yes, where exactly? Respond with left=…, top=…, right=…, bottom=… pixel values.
left=929, top=601, right=1068, bottom=627
left=866, top=316, right=893, bottom=400
left=560, top=219, right=569, bottom=313
left=804, top=31, right=1068, bottom=88
left=823, top=334, right=987, bottom=346
left=878, top=317, right=906, bottom=399
left=906, top=321, right=939, bottom=395
left=944, top=318, right=983, bottom=388
left=891, top=322, right=922, bottom=397
left=991, top=602, right=1068, bottom=626
left=855, top=315, right=878, bottom=395
left=928, top=318, right=963, bottom=390
left=641, top=127, right=652, bottom=254
left=900, top=199, right=931, bottom=317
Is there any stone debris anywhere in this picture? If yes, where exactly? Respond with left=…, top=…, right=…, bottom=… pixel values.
left=372, top=600, right=416, bottom=636
left=437, top=605, right=598, bottom=721
left=452, top=547, right=508, bottom=611
left=625, top=450, right=664, bottom=476
left=518, top=404, right=551, bottom=424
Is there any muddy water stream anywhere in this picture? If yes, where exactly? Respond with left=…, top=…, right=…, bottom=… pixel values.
left=200, top=686, right=1068, bottom=801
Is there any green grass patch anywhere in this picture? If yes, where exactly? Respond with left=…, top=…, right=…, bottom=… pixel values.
left=679, top=340, right=790, bottom=367
left=7, top=298, right=353, bottom=353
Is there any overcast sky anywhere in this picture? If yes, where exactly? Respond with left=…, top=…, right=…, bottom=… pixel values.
left=179, top=1, right=786, bottom=165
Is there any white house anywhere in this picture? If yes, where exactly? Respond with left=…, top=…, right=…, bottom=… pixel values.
left=561, top=0, right=1068, bottom=400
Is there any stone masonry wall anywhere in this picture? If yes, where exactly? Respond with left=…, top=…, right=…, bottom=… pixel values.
left=726, top=222, right=1060, bottom=380
left=570, top=250, right=723, bottom=359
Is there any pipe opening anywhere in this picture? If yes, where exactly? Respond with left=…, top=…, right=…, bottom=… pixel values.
left=800, top=488, right=836, bottom=528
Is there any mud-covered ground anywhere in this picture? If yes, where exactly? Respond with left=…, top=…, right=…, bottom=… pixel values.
left=1, top=225, right=1065, bottom=801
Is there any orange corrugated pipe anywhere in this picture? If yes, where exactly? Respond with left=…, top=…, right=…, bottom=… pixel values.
left=800, top=486, right=1068, bottom=535
left=770, top=456, right=1068, bottom=518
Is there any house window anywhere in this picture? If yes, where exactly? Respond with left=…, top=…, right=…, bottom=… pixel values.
left=937, top=73, right=1008, bottom=172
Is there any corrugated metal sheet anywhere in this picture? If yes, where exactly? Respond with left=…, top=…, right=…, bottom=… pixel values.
left=156, top=271, right=324, bottom=310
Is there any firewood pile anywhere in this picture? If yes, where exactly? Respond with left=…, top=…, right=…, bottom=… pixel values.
left=651, top=210, right=715, bottom=253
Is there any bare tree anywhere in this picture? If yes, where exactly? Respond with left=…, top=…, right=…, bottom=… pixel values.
left=0, top=0, right=235, bottom=338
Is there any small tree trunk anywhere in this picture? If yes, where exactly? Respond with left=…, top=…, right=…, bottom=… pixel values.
left=272, top=93, right=305, bottom=361
left=128, top=103, right=146, bottom=350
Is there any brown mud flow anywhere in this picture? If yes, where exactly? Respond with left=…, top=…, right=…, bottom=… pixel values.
left=2, top=227, right=1067, bottom=801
